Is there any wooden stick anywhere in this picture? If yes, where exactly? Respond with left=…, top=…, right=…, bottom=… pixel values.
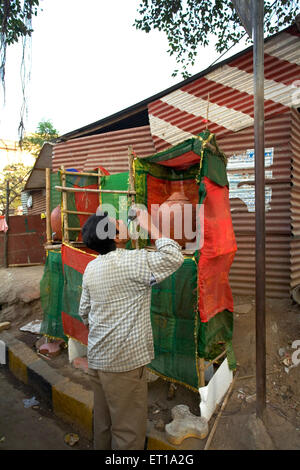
left=199, top=358, right=205, bottom=388
left=204, top=350, right=227, bottom=370
left=45, top=168, right=51, bottom=243
left=128, top=146, right=139, bottom=250
left=62, top=209, right=95, bottom=216
left=98, top=167, right=102, bottom=207
left=44, top=244, right=62, bottom=250
left=4, top=180, right=9, bottom=268
left=8, top=263, right=44, bottom=267
left=61, top=166, right=69, bottom=243
left=55, top=185, right=136, bottom=195
left=204, top=371, right=239, bottom=450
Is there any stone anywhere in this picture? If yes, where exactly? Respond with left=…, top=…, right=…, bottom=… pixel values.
left=165, top=405, right=209, bottom=445
left=72, top=357, right=89, bottom=374
left=39, top=342, right=62, bottom=357
left=0, top=322, right=11, bottom=332
left=154, top=419, right=166, bottom=432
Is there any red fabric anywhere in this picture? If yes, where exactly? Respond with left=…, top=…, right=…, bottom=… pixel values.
left=94, top=166, right=110, bottom=175
left=156, top=151, right=201, bottom=170
left=72, top=184, right=99, bottom=241
left=198, top=177, right=237, bottom=322
left=61, top=243, right=96, bottom=275
left=62, top=311, right=88, bottom=345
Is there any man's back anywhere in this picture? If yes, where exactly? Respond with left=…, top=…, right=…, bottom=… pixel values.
left=79, top=239, right=184, bottom=372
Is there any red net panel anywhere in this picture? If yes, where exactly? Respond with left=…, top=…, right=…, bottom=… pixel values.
left=198, top=177, right=237, bottom=322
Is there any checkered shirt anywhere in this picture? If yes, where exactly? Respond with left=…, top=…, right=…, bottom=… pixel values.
left=78, top=238, right=184, bottom=372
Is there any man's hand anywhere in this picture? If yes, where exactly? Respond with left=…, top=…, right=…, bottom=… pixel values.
left=136, top=209, right=163, bottom=241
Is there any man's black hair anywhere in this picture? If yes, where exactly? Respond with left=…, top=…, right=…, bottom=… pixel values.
left=82, top=212, right=116, bottom=255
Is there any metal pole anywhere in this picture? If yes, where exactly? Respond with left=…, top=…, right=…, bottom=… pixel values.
left=253, top=0, right=266, bottom=420
left=4, top=180, right=10, bottom=268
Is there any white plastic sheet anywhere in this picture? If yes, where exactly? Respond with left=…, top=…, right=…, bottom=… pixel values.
left=199, top=358, right=233, bottom=421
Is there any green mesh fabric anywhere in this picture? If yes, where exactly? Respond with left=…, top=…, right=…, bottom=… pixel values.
left=101, top=172, right=130, bottom=223
left=40, top=250, right=67, bottom=341
left=198, top=309, right=235, bottom=368
left=50, top=172, right=62, bottom=212
left=149, top=257, right=199, bottom=390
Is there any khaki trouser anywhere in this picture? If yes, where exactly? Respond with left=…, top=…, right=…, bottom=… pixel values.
left=90, top=366, right=148, bottom=450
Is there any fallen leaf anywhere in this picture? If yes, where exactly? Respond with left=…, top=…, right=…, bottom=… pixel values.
left=64, top=433, right=79, bottom=447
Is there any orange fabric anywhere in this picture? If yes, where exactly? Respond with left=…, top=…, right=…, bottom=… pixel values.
left=146, top=175, right=199, bottom=210
left=198, top=177, right=237, bottom=322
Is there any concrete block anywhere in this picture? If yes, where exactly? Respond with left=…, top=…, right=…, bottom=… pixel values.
left=52, top=380, right=93, bottom=438
left=27, top=359, right=69, bottom=408
left=7, top=341, right=38, bottom=384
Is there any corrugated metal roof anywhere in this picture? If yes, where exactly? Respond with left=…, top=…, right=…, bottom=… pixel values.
left=52, top=126, right=156, bottom=173
left=148, top=27, right=300, bottom=152
left=56, top=25, right=299, bottom=142
left=24, top=142, right=54, bottom=190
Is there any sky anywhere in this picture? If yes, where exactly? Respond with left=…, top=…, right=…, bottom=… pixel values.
left=0, top=0, right=249, bottom=141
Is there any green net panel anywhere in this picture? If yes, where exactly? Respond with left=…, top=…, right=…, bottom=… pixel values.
left=40, top=250, right=67, bottom=341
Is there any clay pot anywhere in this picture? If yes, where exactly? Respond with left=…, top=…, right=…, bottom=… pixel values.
left=156, top=191, right=196, bottom=248
left=50, top=205, right=62, bottom=240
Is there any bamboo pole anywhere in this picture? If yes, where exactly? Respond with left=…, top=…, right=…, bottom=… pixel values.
left=64, top=170, right=99, bottom=177
left=61, top=166, right=69, bottom=243
left=204, top=371, right=239, bottom=450
left=55, top=185, right=136, bottom=195
left=62, top=209, right=95, bottom=216
left=98, top=167, right=102, bottom=207
left=4, top=180, right=10, bottom=268
left=128, top=146, right=139, bottom=250
left=45, top=168, right=52, bottom=243
left=204, top=350, right=227, bottom=370
left=199, top=358, right=205, bottom=388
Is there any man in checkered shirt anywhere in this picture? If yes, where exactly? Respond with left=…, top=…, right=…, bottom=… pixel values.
left=79, top=210, right=184, bottom=450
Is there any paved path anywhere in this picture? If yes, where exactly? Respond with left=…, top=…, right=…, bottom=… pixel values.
left=0, top=366, right=92, bottom=450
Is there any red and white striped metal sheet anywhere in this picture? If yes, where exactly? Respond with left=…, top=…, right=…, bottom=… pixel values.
left=290, top=108, right=300, bottom=290
left=52, top=126, right=156, bottom=174
left=218, top=113, right=294, bottom=298
left=148, top=26, right=300, bottom=153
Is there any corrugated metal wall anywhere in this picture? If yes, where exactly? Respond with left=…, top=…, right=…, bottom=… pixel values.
left=290, top=108, right=300, bottom=290
left=148, top=26, right=300, bottom=153
left=146, top=25, right=299, bottom=298
left=0, top=215, right=46, bottom=267
left=27, top=190, right=46, bottom=215
left=217, top=113, right=293, bottom=298
left=52, top=126, right=156, bottom=173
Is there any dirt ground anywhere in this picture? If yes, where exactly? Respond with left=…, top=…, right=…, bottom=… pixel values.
left=0, top=265, right=300, bottom=450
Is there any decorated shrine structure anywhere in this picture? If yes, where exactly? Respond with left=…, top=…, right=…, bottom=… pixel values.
left=40, top=130, right=237, bottom=390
